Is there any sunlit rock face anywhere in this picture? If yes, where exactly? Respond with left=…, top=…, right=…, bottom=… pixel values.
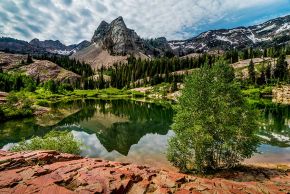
left=0, top=150, right=290, bottom=193
left=91, top=16, right=144, bottom=55
left=273, top=85, right=290, bottom=104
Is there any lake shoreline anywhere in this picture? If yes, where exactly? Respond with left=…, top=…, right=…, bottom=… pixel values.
left=0, top=150, right=289, bottom=193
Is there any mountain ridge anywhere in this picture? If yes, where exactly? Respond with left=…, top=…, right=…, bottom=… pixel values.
left=29, top=38, right=90, bottom=55
left=1, top=14, right=290, bottom=58
left=169, top=15, right=290, bottom=55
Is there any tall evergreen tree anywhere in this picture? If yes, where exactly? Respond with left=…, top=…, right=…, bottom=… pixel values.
left=26, top=55, right=33, bottom=64
left=265, top=63, right=272, bottom=83
left=274, top=54, right=288, bottom=81
left=248, top=59, right=256, bottom=84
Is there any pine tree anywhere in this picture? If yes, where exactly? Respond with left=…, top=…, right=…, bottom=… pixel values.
left=265, top=63, right=272, bottom=83
left=15, top=76, right=24, bottom=90
left=257, top=70, right=266, bottom=85
left=243, top=49, right=249, bottom=60
left=36, top=76, right=40, bottom=86
left=263, top=49, right=267, bottom=58
left=248, top=59, right=256, bottom=84
left=26, top=55, right=33, bottom=64
left=274, top=54, right=288, bottom=81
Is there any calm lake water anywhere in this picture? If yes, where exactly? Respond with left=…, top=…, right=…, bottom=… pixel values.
left=1, top=99, right=290, bottom=170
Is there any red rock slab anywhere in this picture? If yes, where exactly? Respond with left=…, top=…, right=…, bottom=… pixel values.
left=0, top=150, right=289, bottom=194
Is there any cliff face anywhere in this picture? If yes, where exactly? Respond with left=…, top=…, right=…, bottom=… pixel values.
left=91, top=17, right=144, bottom=56
left=0, top=150, right=289, bottom=194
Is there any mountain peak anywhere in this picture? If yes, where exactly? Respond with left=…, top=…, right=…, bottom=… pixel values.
left=91, top=20, right=110, bottom=43
left=114, top=16, right=124, bottom=22
left=91, top=16, right=140, bottom=55
left=110, top=16, right=127, bottom=29
left=29, top=38, right=40, bottom=44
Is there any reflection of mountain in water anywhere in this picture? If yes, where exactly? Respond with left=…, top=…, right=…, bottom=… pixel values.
left=60, top=100, right=173, bottom=155
left=259, top=104, right=290, bottom=147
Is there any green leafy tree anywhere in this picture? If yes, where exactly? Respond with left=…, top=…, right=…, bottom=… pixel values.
left=167, top=62, right=260, bottom=173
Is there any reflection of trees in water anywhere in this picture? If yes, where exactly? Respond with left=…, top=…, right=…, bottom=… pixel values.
left=57, top=100, right=98, bottom=125
left=0, top=99, right=173, bottom=155
left=0, top=118, right=52, bottom=147
left=260, top=104, right=290, bottom=147
left=0, top=100, right=98, bottom=147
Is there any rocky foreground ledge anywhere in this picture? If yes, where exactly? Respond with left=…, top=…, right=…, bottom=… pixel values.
left=0, top=151, right=289, bottom=194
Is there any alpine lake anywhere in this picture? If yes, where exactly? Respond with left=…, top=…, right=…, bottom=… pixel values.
left=1, top=99, right=290, bottom=170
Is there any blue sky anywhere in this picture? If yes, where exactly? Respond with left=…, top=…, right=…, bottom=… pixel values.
left=0, top=0, right=290, bottom=45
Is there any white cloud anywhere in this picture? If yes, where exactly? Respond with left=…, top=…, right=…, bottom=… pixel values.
left=0, top=0, right=289, bottom=44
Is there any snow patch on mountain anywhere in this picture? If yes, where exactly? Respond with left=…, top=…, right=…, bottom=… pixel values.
left=247, top=30, right=257, bottom=44
left=276, top=23, right=290, bottom=34
left=256, top=24, right=276, bottom=33
left=49, top=49, right=74, bottom=55
left=216, top=35, right=235, bottom=44
left=199, top=31, right=211, bottom=38
left=169, top=15, right=290, bottom=54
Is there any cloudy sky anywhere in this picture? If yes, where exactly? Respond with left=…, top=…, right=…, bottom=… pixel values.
left=1, top=0, right=290, bottom=45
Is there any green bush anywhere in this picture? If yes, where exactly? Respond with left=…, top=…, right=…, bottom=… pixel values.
left=103, top=88, right=122, bottom=95
left=131, top=91, right=145, bottom=97
left=1, top=93, right=34, bottom=120
left=241, top=88, right=261, bottom=99
left=10, top=130, right=82, bottom=155
left=261, top=86, right=273, bottom=95
left=36, top=100, right=50, bottom=107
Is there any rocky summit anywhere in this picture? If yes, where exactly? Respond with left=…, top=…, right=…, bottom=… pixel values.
left=90, top=16, right=173, bottom=57
left=71, top=16, right=173, bottom=69
left=91, top=16, right=144, bottom=56
left=0, top=150, right=289, bottom=194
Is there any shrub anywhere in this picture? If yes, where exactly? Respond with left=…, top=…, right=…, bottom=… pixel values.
left=36, top=100, right=50, bottom=107
left=2, top=93, right=34, bottom=119
left=10, top=130, right=82, bottom=155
